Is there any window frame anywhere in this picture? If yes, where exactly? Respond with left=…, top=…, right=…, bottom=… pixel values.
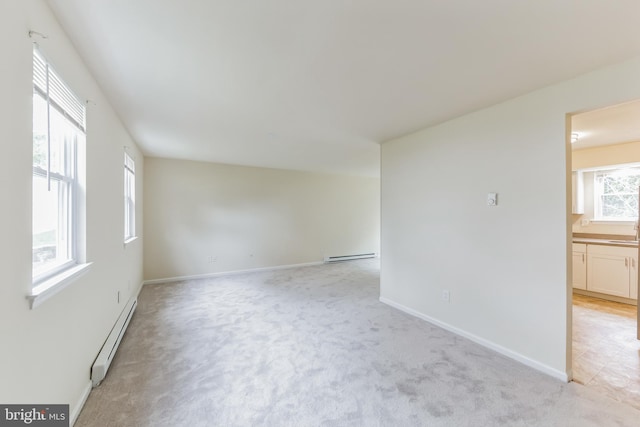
left=30, top=46, right=91, bottom=308
left=32, top=146, right=77, bottom=284
left=124, top=150, right=136, bottom=243
left=592, top=166, right=640, bottom=222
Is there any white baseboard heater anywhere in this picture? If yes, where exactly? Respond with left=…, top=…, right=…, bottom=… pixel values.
left=91, top=297, right=137, bottom=387
left=324, top=253, right=377, bottom=263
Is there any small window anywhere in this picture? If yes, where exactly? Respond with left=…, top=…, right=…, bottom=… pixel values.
left=124, top=151, right=136, bottom=242
left=32, top=48, right=86, bottom=285
left=594, top=167, right=640, bottom=221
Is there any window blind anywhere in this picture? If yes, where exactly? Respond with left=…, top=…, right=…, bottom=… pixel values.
left=124, top=152, right=135, bottom=174
left=33, top=48, right=86, bottom=132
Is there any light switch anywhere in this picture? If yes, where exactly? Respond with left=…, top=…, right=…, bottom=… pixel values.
left=487, top=192, right=498, bottom=206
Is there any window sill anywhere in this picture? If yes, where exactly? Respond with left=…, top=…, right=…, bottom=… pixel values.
left=27, top=262, right=93, bottom=309
left=124, top=236, right=138, bottom=246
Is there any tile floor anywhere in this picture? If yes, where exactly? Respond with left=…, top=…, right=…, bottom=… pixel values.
left=572, top=293, right=640, bottom=410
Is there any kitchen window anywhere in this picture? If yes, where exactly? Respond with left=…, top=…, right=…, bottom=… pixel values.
left=594, top=167, right=640, bottom=221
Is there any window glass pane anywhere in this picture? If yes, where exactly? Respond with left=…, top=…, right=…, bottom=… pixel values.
left=33, top=95, right=77, bottom=177
left=595, top=168, right=640, bottom=220
left=124, top=153, right=135, bottom=240
left=601, top=194, right=638, bottom=218
left=49, top=108, right=74, bottom=176
left=32, top=175, right=70, bottom=276
left=602, top=173, right=640, bottom=195
left=33, top=95, right=48, bottom=170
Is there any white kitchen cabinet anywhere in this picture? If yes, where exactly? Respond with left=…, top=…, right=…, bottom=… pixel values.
left=586, top=245, right=635, bottom=298
left=572, top=243, right=587, bottom=290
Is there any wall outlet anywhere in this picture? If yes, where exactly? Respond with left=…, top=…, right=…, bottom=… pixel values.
left=442, top=290, right=450, bottom=302
left=208, top=255, right=217, bottom=263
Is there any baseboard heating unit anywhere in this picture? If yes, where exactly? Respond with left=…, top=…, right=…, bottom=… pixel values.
left=324, top=253, right=377, bottom=263
left=91, top=297, right=137, bottom=387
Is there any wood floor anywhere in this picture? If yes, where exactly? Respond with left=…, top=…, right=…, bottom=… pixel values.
left=572, top=294, right=640, bottom=410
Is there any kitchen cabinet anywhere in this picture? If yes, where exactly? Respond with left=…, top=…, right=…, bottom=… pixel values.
left=586, top=245, right=635, bottom=298
left=572, top=243, right=587, bottom=290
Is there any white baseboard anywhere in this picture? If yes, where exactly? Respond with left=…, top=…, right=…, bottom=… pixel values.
left=379, top=296, right=569, bottom=383
left=70, top=380, right=92, bottom=426
left=143, top=261, right=324, bottom=285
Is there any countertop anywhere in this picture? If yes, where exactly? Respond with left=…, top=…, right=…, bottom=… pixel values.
left=573, top=234, right=639, bottom=248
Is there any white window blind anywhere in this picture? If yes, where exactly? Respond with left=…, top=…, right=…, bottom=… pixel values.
left=33, top=49, right=85, bottom=132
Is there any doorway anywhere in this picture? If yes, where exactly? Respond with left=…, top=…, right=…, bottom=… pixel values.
left=569, top=100, right=640, bottom=409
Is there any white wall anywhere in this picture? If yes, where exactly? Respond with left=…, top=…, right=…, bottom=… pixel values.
left=144, top=157, right=380, bottom=281
left=381, top=57, right=640, bottom=379
left=0, top=0, right=144, bottom=421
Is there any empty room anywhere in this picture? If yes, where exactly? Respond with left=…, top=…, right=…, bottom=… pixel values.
left=3, top=1, right=640, bottom=426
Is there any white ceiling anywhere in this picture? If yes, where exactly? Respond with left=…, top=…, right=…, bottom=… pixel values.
left=46, top=1, right=640, bottom=177
left=572, top=99, right=640, bottom=151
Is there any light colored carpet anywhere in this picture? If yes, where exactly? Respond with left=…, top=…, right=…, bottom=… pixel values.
left=76, top=259, right=640, bottom=426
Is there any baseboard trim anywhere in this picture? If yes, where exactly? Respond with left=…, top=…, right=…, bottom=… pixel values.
left=143, top=261, right=324, bottom=285
left=70, top=380, right=92, bottom=426
left=379, top=296, right=569, bottom=383
left=573, top=289, right=637, bottom=306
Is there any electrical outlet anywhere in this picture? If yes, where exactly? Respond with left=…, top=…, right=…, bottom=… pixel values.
left=208, top=255, right=217, bottom=263
left=442, top=290, right=450, bottom=302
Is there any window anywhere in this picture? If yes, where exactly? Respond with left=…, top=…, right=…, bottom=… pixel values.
left=124, top=151, right=136, bottom=242
left=594, top=167, right=640, bottom=221
left=32, top=48, right=86, bottom=286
